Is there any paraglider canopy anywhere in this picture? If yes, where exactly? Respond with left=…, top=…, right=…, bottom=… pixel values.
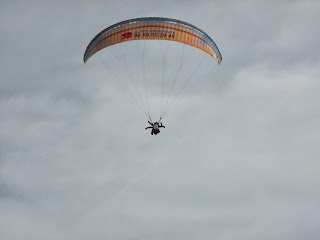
left=84, top=17, right=222, bottom=65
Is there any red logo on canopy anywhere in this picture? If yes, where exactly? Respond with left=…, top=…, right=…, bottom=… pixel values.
left=122, top=32, right=132, bottom=39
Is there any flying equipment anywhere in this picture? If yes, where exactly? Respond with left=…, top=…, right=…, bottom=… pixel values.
left=83, top=17, right=222, bottom=133
left=84, top=17, right=222, bottom=64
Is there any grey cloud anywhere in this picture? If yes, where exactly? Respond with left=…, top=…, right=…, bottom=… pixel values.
left=1, top=0, right=320, bottom=240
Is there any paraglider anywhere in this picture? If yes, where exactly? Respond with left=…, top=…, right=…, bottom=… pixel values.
left=145, top=120, right=165, bottom=135
left=83, top=17, right=222, bottom=135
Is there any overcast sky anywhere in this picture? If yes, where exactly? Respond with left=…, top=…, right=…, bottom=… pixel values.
left=1, top=0, right=320, bottom=239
